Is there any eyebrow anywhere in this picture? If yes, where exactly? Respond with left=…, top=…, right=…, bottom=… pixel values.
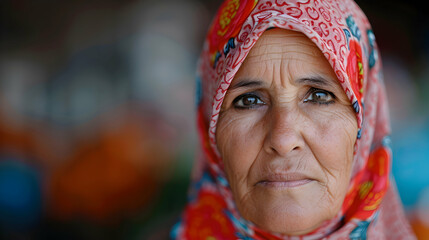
left=229, top=79, right=264, bottom=90
left=295, top=76, right=337, bottom=89
left=229, top=76, right=338, bottom=91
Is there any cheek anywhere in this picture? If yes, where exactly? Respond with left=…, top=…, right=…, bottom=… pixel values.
left=309, top=108, right=357, bottom=193
left=216, top=111, right=266, bottom=189
left=321, top=111, right=356, bottom=163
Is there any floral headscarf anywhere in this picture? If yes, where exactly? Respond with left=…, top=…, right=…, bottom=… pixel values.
left=172, top=0, right=416, bottom=239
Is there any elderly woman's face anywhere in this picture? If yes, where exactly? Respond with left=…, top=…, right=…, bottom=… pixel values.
left=216, top=29, right=358, bottom=235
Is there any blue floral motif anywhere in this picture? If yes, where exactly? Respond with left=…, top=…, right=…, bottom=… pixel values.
left=367, top=29, right=376, bottom=47
left=343, top=28, right=352, bottom=47
left=224, top=210, right=253, bottom=236
left=346, top=16, right=361, bottom=40
left=349, top=220, right=371, bottom=240
left=170, top=221, right=181, bottom=239
left=224, top=37, right=236, bottom=56
left=352, top=100, right=360, bottom=113
left=382, top=136, right=392, bottom=149
left=357, top=128, right=362, bottom=139
left=217, top=175, right=229, bottom=187
left=236, top=232, right=255, bottom=240
left=195, top=76, right=202, bottom=107
left=188, top=172, right=215, bottom=201
left=367, top=29, right=378, bottom=68
left=213, top=51, right=222, bottom=68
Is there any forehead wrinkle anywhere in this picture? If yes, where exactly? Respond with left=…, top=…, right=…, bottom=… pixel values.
left=253, top=41, right=320, bottom=50
left=249, top=32, right=323, bottom=56
left=240, top=55, right=311, bottom=92
left=234, top=28, right=341, bottom=96
left=257, top=29, right=314, bottom=45
left=277, top=55, right=294, bottom=90
left=244, top=39, right=325, bottom=65
left=244, top=54, right=323, bottom=64
left=246, top=45, right=323, bottom=61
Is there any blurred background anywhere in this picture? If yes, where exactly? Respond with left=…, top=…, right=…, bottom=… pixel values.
left=0, top=0, right=428, bottom=239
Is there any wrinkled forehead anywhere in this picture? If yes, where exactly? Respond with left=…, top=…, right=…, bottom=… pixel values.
left=231, top=28, right=342, bottom=94
left=242, top=29, right=327, bottom=68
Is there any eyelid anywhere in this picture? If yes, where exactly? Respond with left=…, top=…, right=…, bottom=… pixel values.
left=310, top=87, right=335, bottom=96
left=232, top=90, right=263, bottom=102
left=303, top=87, right=336, bottom=103
left=232, top=92, right=266, bottom=109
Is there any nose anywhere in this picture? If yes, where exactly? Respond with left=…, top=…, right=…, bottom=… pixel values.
left=263, top=107, right=304, bottom=156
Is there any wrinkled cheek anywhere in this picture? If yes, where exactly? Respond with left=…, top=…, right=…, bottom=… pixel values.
left=310, top=114, right=356, bottom=197
left=217, top=115, right=264, bottom=197
left=320, top=132, right=354, bottom=175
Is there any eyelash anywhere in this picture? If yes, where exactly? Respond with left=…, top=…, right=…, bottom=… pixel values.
left=232, top=88, right=336, bottom=109
left=303, top=88, right=336, bottom=105
left=232, top=92, right=265, bottom=109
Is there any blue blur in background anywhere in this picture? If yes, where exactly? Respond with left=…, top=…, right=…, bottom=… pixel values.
left=0, top=158, right=42, bottom=230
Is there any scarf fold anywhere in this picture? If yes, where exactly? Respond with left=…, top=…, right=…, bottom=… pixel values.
left=172, top=0, right=416, bottom=239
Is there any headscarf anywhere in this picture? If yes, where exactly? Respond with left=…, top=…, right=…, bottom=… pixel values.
left=172, top=0, right=416, bottom=239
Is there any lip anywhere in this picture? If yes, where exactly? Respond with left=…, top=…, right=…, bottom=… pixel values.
left=256, top=173, right=315, bottom=188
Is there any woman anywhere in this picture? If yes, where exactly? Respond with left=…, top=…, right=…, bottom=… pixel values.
left=172, top=0, right=416, bottom=239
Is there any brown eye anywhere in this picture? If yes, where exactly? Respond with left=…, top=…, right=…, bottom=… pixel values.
left=304, top=88, right=335, bottom=104
left=233, top=93, right=265, bottom=109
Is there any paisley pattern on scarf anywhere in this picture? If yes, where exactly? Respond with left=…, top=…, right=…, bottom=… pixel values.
left=172, top=0, right=416, bottom=239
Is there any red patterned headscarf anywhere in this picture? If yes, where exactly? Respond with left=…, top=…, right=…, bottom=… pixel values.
left=172, top=0, right=416, bottom=239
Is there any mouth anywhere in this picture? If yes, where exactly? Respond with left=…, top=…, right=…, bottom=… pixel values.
left=256, top=173, right=315, bottom=188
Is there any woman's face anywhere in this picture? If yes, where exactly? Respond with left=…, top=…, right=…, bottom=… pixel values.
left=216, top=29, right=358, bottom=235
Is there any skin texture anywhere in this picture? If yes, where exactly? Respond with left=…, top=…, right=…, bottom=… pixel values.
left=216, top=29, right=358, bottom=235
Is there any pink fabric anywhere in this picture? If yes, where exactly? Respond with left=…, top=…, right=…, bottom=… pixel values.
left=172, top=0, right=416, bottom=239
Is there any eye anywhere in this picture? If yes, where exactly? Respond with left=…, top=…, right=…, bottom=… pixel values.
left=233, top=93, right=266, bottom=109
left=304, top=88, right=335, bottom=104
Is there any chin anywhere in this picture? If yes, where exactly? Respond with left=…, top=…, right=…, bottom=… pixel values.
left=242, top=185, right=334, bottom=235
left=254, top=199, right=325, bottom=235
